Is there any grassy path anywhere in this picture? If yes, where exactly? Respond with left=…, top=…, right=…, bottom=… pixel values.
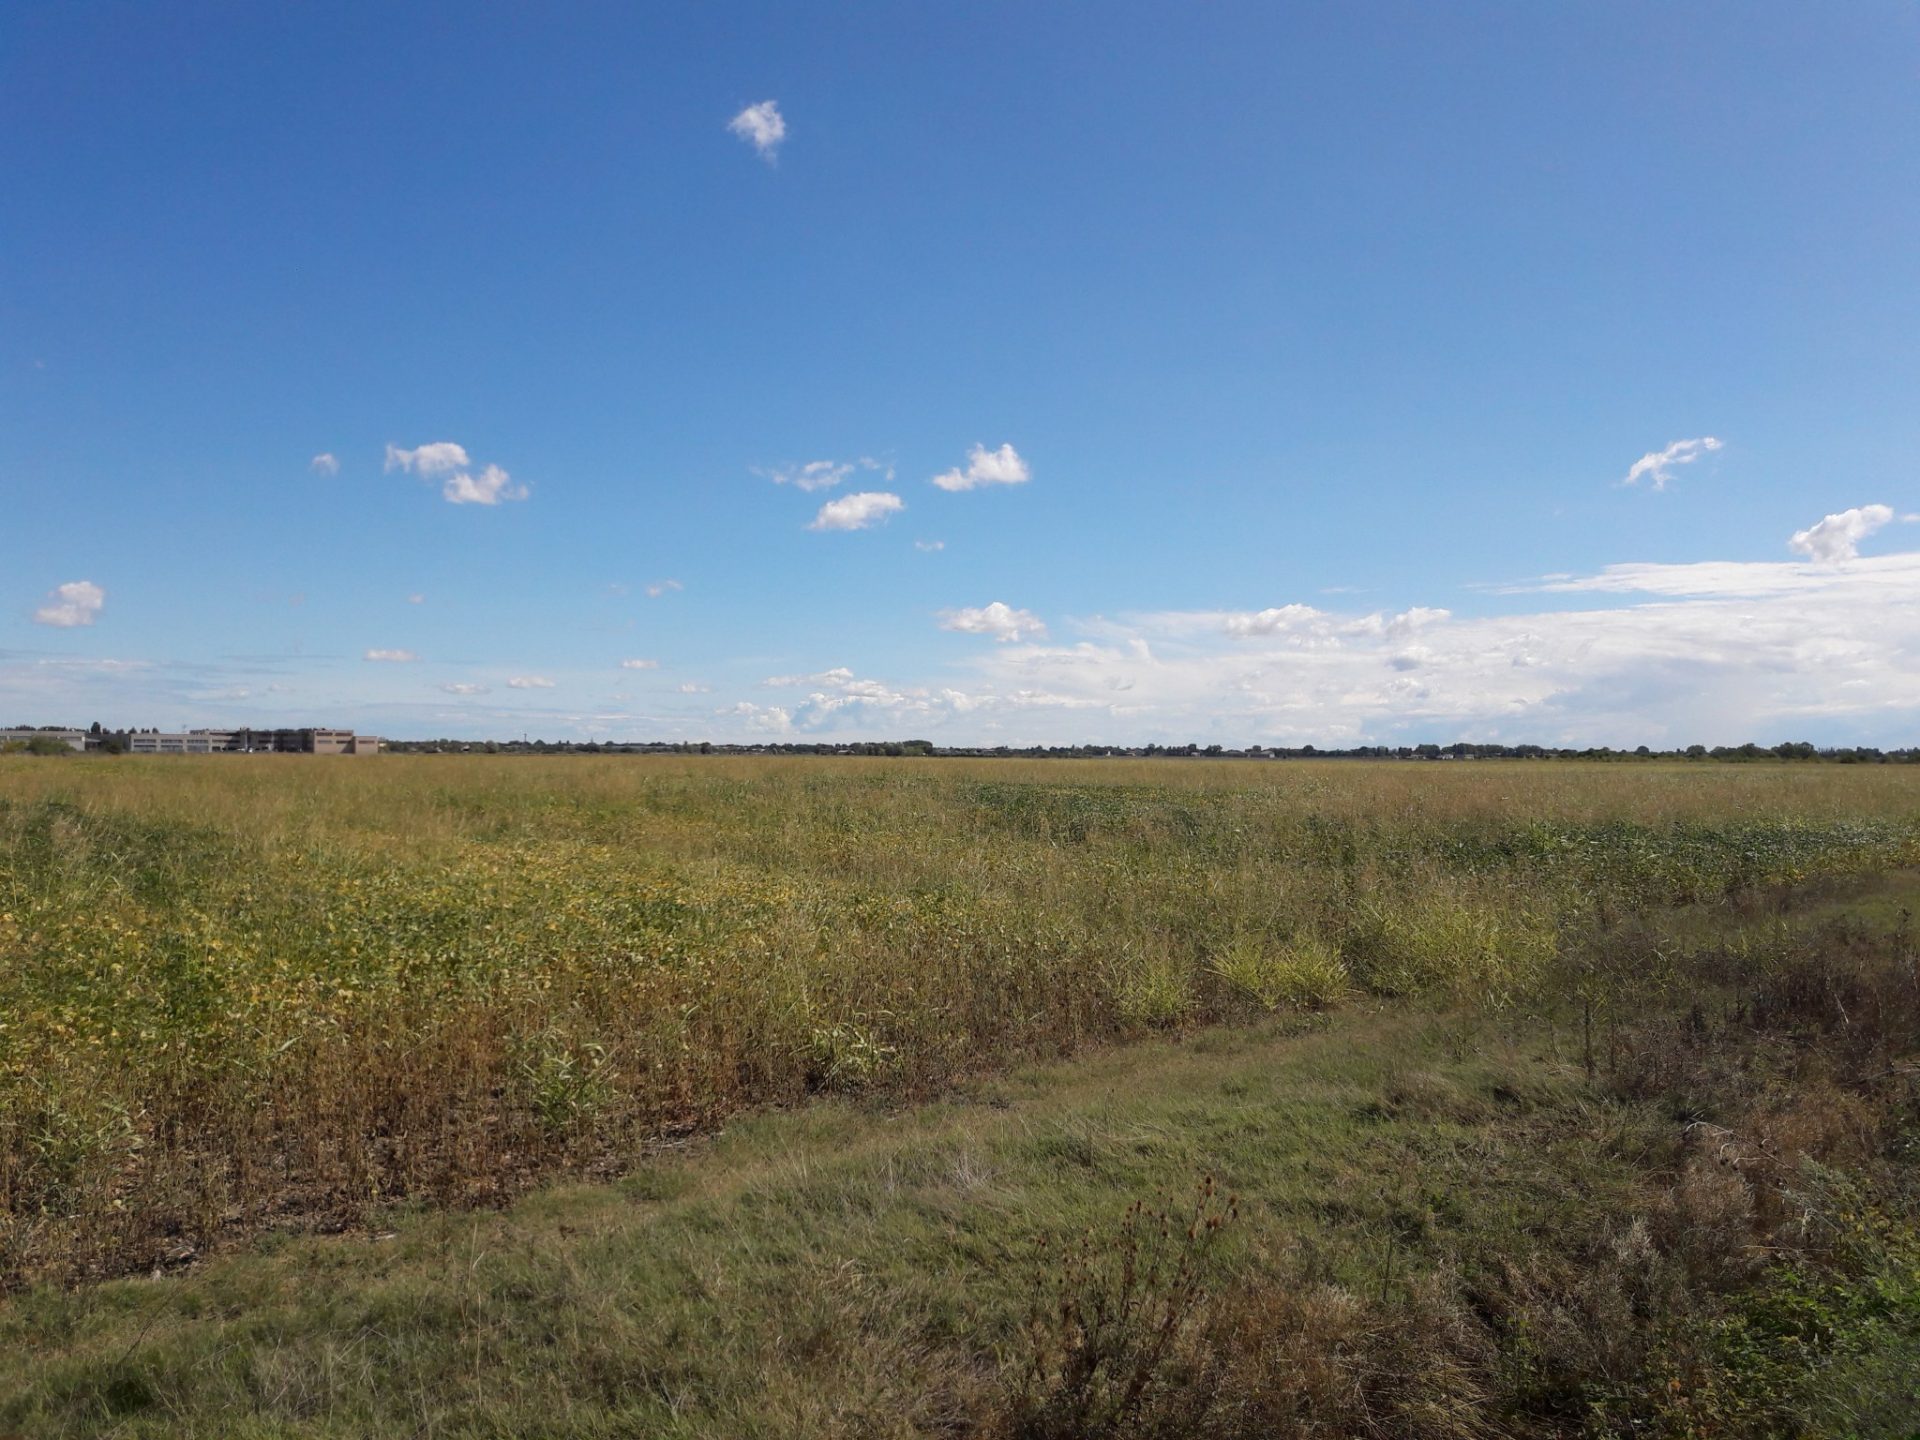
left=5, top=1003, right=1624, bottom=1437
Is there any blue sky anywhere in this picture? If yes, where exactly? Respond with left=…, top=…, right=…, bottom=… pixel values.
left=5, top=2, right=1919, bottom=745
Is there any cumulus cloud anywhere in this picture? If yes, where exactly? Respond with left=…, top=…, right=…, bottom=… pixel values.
left=931, top=443, right=1031, bottom=492
left=621, top=658, right=660, bottom=670
left=1223, top=604, right=1323, bottom=637
left=364, top=648, right=418, bottom=662
left=1622, top=436, right=1723, bottom=490
left=1788, top=504, right=1896, bottom=563
left=645, top=579, right=684, bottom=597
left=728, top=100, right=786, bottom=160
left=939, top=601, right=1047, bottom=642
left=33, top=580, right=105, bottom=628
left=688, top=536, right=1920, bottom=747
left=808, top=491, right=904, bottom=531
left=507, top=676, right=555, bottom=689
left=441, top=682, right=488, bottom=695
left=386, top=441, right=527, bottom=505
left=441, top=464, right=527, bottom=506
left=719, top=700, right=793, bottom=732
left=310, top=453, right=340, bottom=476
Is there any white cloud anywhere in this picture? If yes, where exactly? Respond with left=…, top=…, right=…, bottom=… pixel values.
left=728, top=100, right=786, bottom=160
left=507, top=676, right=555, bottom=689
left=441, top=464, right=527, bottom=506
left=310, top=453, right=340, bottom=476
left=385, top=442, right=470, bottom=477
left=1223, top=604, right=1324, bottom=637
left=764, top=667, right=856, bottom=688
left=645, top=579, right=684, bottom=598
left=939, top=601, right=1047, bottom=643
left=678, top=681, right=712, bottom=694
left=33, top=580, right=105, bottom=628
left=1622, top=436, right=1723, bottom=490
left=621, top=658, right=660, bottom=670
left=441, top=682, right=488, bottom=695
left=386, top=441, right=526, bottom=505
left=684, top=537, right=1920, bottom=746
left=407, top=593, right=425, bottom=604
left=1788, top=504, right=1896, bottom=563
left=808, top=491, right=904, bottom=531
left=719, top=700, right=792, bottom=732
left=915, top=539, right=946, bottom=552
left=931, top=443, right=1031, bottom=492
left=762, top=457, right=891, bottom=491
left=364, top=648, right=419, bottom=662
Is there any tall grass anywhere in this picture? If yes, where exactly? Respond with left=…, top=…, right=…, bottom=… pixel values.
left=4, top=755, right=1919, bottom=1286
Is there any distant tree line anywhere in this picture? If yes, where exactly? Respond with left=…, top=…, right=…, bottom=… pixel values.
left=10, top=723, right=1914, bottom=763
left=370, top=737, right=1920, bottom=763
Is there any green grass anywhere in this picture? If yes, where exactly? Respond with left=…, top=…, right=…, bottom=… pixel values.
left=4, top=757, right=1919, bottom=1436
left=9, top=756, right=1920, bottom=1288
left=1, top=1003, right=1622, bottom=1438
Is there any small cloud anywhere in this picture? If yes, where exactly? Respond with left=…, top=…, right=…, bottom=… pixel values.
left=931, top=443, right=1030, bottom=493
left=764, top=667, right=855, bottom=688
left=765, top=460, right=851, bottom=491
left=442, top=464, right=527, bottom=506
left=364, top=648, right=419, bottom=662
left=761, top=457, right=890, bottom=492
left=645, top=578, right=684, bottom=598
left=677, top=681, right=712, bottom=694
left=808, top=491, right=904, bottom=532
left=1622, top=436, right=1722, bottom=490
left=621, top=658, right=660, bottom=670
left=729, top=100, right=786, bottom=160
left=33, top=579, right=105, bottom=628
left=386, top=441, right=526, bottom=505
left=1788, top=504, right=1895, bottom=563
left=385, top=441, right=470, bottom=477
left=407, top=593, right=425, bottom=605
left=1223, top=604, right=1323, bottom=636
left=915, top=539, right=946, bottom=552
left=310, top=452, right=340, bottom=476
left=440, top=682, right=488, bottom=696
left=938, top=601, right=1046, bottom=643
left=507, top=676, right=555, bottom=689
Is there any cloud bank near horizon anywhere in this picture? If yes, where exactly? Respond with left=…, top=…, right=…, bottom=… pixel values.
left=17, top=498, right=1920, bottom=749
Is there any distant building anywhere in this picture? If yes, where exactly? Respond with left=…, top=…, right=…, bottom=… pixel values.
left=111, top=727, right=379, bottom=755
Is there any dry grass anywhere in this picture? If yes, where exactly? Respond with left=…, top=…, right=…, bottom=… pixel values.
left=5, top=755, right=1919, bottom=1287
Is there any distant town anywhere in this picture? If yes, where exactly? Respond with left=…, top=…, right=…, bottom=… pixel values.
left=4, top=725, right=1917, bottom=764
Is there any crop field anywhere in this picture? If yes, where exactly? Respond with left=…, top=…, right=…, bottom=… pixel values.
left=4, top=755, right=1920, bottom=1436
left=4, top=754, right=1919, bottom=1291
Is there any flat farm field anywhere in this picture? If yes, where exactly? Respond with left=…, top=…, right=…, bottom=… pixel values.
left=4, top=755, right=1918, bottom=1288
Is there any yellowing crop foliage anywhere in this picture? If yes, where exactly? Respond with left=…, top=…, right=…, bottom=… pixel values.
left=3, top=753, right=1918, bottom=1285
